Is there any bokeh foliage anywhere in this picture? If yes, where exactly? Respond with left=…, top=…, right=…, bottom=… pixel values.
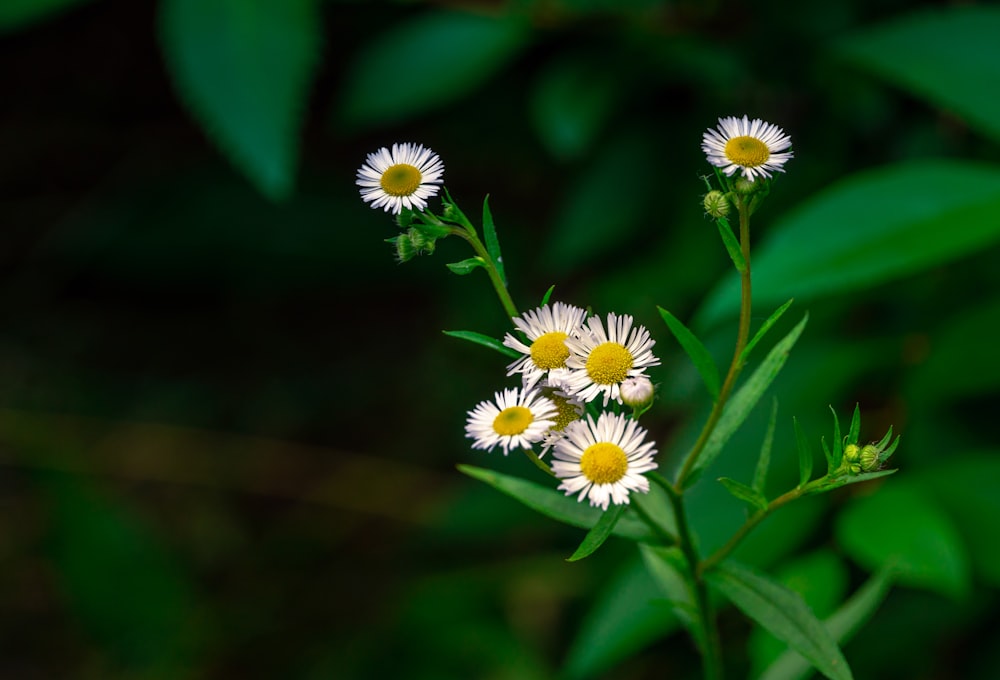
left=2, top=0, right=1000, bottom=678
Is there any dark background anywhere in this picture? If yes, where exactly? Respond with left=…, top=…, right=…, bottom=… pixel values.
left=2, top=0, right=999, bottom=678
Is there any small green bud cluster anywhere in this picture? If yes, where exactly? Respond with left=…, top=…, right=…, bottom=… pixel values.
left=841, top=437, right=895, bottom=475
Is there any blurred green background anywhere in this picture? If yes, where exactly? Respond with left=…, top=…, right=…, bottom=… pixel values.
left=2, top=0, right=1000, bottom=677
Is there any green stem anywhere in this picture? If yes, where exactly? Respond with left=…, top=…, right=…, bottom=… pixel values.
left=675, top=198, right=753, bottom=488
left=698, top=484, right=805, bottom=577
left=652, top=474, right=723, bottom=680
left=521, top=447, right=555, bottom=477
left=629, top=494, right=677, bottom=546
left=452, top=227, right=520, bottom=319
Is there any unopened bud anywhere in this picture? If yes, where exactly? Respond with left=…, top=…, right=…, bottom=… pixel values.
left=620, top=376, right=654, bottom=409
left=843, top=443, right=861, bottom=464
left=859, top=444, right=880, bottom=472
left=733, top=177, right=758, bottom=196
left=388, top=233, right=418, bottom=263
left=703, top=190, right=730, bottom=218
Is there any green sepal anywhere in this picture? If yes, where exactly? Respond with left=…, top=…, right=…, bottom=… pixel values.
left=442, top=330, right=520, bottom=359
left=753, top=398, right=778, bottom=495
left=567, top=503, right=627, bottom=562
left=657, top=306, right=720, bottom=400
left=707, top=561, right=853, bottom=680
left=684, top=313, right=808, bottom=489
left=715, top=216, right=747, bottom=273
left=794, top=417, right=814, bottom=488
left=482, top=195, right=507, bottom=285
left=457, top=464, right=672, bottom=545
left=741, top=299, right=794, bottom=364
left=540, top=284, right=556, bottom=306
left=446, top=256, right=485, bottom=275
left=718, top=477, right=768, bottom=512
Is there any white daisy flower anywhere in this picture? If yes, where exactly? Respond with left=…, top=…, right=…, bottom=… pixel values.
left=503, top=302, right=589, bottom=392
left=701, top=115, right=793, bottom=181
left=356, top=143, right=445, bottom=214
left=465, top=387, right=558, bottom=455
left=552, top=412, right=658, bottom=510
left=562, top=313, right=660, bottom=406
left=539, top=387, right=586, bottom=455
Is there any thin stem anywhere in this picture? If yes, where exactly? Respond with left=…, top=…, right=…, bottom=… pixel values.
left=698, top=485, right=805, bottom=577
left=675, top=198, right=753, bottom=488
left=521, top=447, right=555, bottom=477
left=630, top=496, right=677, bottom=546
left=452, top=227, right=520, bottom=320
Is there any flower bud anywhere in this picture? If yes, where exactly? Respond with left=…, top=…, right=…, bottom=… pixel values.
left=859, top=444, right=881, bottom=472
left=733, top=177, right=758, bottom=196
left=387, top=233, right=418, bottom=263
left=843, top=443, right=861, bottom=464
left=703, top=190, right=730, bottom=218
left=620, top=376, right=654, bottom=409
left=407, top=226, right=435, bottom=253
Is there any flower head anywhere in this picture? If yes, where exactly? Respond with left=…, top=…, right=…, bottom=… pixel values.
left=562, top=313, right=660, bottom=406
left=539, top=387, right=586, bottom=455
left=503, top=302, right=589, bottom=392
left=552, top=412, right=658, bottom=510
left=465, top=387, right=557, bottom=455
left=702, top=116, right=792, bottom=181
left=356, top=143, right=444, bottom=215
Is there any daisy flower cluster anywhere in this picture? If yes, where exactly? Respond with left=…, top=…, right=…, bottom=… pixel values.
left=464, top=301, right=661, bottom=510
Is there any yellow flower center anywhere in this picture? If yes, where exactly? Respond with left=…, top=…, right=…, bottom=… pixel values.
left=585, top=342, right=633, bottom=385
left=580, top=442, right=628, bottom=485
left=530, top=332, right=570, bottom=370
left=380, top=163, right=423, bottom=197
left=724, top=136, right=770, bottom=168
left=492, top=406, right=533, bottom=436
left=549, top=394, right=581, bottom=432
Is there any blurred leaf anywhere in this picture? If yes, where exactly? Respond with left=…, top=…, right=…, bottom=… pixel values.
left=913, top=454, right=1000, bottom=587
left=38, top=473, right=200, bottom=672
left=741, top=299, right=794, bottom=364
left=753, top=398, right=778, bottom=494
left=794, top=417, right=814, bottom=487
left=639, top=545, right=701, bottom=646
left=750, top=550, right=850, bottom=676
left=542, top=130, right=655, bottom=274
left=482, top=196, right=507, bottom=285
left=657, top=306, right=720, bottom=400
left=760, top=568, right=894, bottom=680
left=835, top=482, right=970, bottom=598
left=567, top=503, right=626, bottom=562
left=708, top=561, right=853, bottom=680
left=445, top=256, right=486, bottom=275
left=530, top=54, right=620, bottom=160
left=340, top=9, right=528, bottom=128
left=457, top=465, right=669, bottom=545
left=718, top=477, right=767, bottom=512
left=834, top=5, right=1000, bottom=144
left=442, top=330, right=520, bottom=359
left=159, top=0, right=321, bottom=200
left=563, top=555, right=678, bottom=680
left=697, top=161, right=1000, bottom=327
left=0, top=0, right=90, bottom=31
left=685, top=314, right=808, bottom=488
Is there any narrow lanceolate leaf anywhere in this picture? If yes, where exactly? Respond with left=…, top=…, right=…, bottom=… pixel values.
left=567, top=503, right=627, bottom=562
left=754, top=398, right=779, bottom=494
left=457, top=465, right=670, bottom=545
left=718, top=477, right=768, bottom=512
left=160, top=0, right=321, bottom=200
left=741, top=299, right=795, bottom=364
left=794, top=417, right=814, bottom=488
left=828, top=405, right=844, bottom=471
left=482, top=196, right=507, bottom=285
left=685, top=314, right=808, bottom=489
left=809, top=469, right=897, bottom=495
left=446, top=257, right=486, bottom=275
left=846, top=404, right=861, bottom=445
left=760, top=569, right=894, bottom=680
left=639, top=545, right=702, bottom=646
left=657, top=306, right=720, bottom=400
left=708, top=561, right=853, bottom=680
left=716, top=217, right=747, bottom=272
left=540, top=284, right=556, bottom=306
left=442, top=330, right=520, bottom=359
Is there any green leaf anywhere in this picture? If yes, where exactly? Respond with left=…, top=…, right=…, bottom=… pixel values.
left=442, top=330, right=520, bottom=359
left=567, top=503, right=627, bottom=562
left=696, top=161, right=1000, bottom=327
left=657, top=306, right=720, bottom=400
left=457, top=465, right=670, bottom=545
left=685, top=314, right=808, bottom=489
left=835, top=482, right=970, bottom=598
left=708, top=561, right=853, bottom=680
left=741, top=299, right=794, bottom=364
left=794, top=417, right=814, bottom=487
left=753, top=398, right=778, bottom=494
left=446, top=257, right=486, bottom=275
left=159, top=0, right=321, bottom=200
left=760, top=569, right=894, bottom=680
left=0, top=0, right=90, bottom=32
left=834, top=6, right=1000, bottom=144
left=340, top=9, right=528, bottom=128
left=808, top=469, right=896, bottom=495
left=718, top=477, right=768, bottom=512
left=481, top=196, right=507, bottom=285
left=38, top=473, right=200, bottom=672
left=846, top=403, right=861, bottom=446
left=715, top=216, right=747, bottom=273
left=540, top=284, right=556, bottom=306
left=639, top=545, right=701, bottom=647
left=828, top=405, right=844, bottom=471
